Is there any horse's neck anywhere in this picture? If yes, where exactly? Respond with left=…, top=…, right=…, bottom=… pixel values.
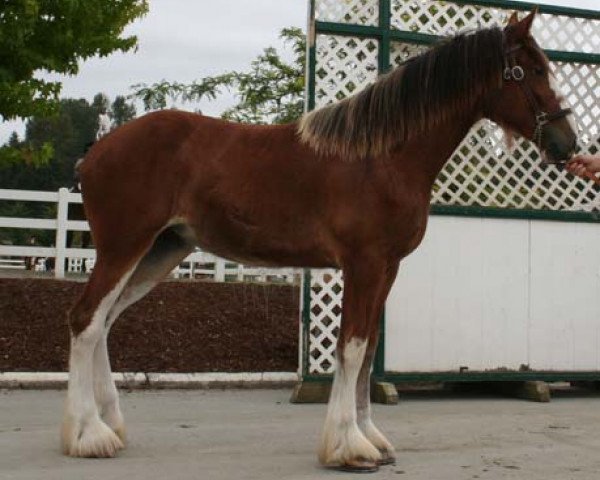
left=391, top=107, right=482, bottom=187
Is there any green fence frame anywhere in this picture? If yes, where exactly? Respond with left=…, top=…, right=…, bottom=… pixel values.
left=302, top=0, right=600, bottom=383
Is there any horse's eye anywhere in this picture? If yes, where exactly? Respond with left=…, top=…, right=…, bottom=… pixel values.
left=533, top=66, right=545, bottom=76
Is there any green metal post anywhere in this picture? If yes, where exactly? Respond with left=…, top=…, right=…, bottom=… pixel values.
left=378, top=0, right=391, bottom=74
left=306, top=0, right=317, bottom=112
left=302, top=269, right=312, bottom=377
left=371, top=0, right=392, bottom=378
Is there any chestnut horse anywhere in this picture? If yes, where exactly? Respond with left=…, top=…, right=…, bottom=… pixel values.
left=62, top=11, right=576, bottom=472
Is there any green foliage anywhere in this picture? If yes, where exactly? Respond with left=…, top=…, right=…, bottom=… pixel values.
left=0, top=140, right=54, bottom=167
left=130, top=27, right=306, bottom=125
left=1, top=98, right=96, bottom=191
left=0, top=0, right=148, bottom=120
left=130, top=79, right=218, bottom=112
left=111, top=95, right=136, bottom=127
left=92, top=93, right=110, bottom=114
left=0, top=92, right=136, bottom=168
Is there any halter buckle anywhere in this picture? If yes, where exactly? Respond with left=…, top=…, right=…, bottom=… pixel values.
left=511, top=65, right=525, bottom=81
left=503, top=65, right=525, bottom=81
left=535, top=111, right=549, bottom=127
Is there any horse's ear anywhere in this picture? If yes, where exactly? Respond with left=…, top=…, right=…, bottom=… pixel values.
left=506, top=8, right=537, bottom=39
left=506, top=11, right=519, bottom=26
left=520, top=7, right=538, bottom=33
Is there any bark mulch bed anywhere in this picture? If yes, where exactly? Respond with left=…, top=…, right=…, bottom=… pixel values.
left=0, top=278, right=299, bottom=372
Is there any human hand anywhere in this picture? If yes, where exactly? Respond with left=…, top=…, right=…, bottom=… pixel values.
left=566, top=154, right=600, bottom=179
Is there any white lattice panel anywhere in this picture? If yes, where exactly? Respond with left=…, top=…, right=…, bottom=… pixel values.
left=391, top=0, right=505, bottom=34
left=390, top=1, right=600, bottom=53
left=431, top=59, right=600, bottom=210
left=315, top=0, right=378, bottom=26
left=315, top=34, right=379, bottom=106
left=535, top=13, right=599, bottom=54
left=434, top=124, right=599, bottom=210
left=389, top=40, right=428, bottom=66
left=559, top=62, right=600, bottom=147
left=308, top=270, right=343, bottom=374
left=312, top=36, right=600, bottom=210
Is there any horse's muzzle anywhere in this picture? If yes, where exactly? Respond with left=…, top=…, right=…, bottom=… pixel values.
left=540, top=124, right=578, bottom=166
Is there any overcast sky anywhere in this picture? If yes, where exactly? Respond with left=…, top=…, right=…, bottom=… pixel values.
left=1, top=0, right=597, bottom=143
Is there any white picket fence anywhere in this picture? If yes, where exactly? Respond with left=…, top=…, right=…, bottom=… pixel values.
left=0, top=188, right=299, bottom=283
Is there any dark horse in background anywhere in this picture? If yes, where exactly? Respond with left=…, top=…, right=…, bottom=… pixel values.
left=61, top=11, right=576, bottom=472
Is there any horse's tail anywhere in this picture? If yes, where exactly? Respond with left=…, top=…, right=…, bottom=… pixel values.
left=70, top=156, right=90, bottom=248
left=73, top=141, right=95, bottom=190
left=74, top=157, right=85, bottom=174
left=73, top=157, right=84, bottom=188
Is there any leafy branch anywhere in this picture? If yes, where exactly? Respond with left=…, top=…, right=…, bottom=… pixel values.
left=129, top=27, right=305, bottom=124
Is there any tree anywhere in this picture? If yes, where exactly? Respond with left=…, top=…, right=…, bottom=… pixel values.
left=7, top=98, right=98, bottom=191
left=0, top=132, right=53, bottom=167
left=0, top=0, right=148, bottom=121
left=7, top=132, right=19, bottom=148
left=130, top=27, right=305, bottom=125
left=92, top=93, right=111, bottom=115
left=111, top=96, right=137, bottom=127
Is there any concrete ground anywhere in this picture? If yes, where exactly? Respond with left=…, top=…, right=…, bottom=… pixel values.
left=2, top=388, right=600, bottom=480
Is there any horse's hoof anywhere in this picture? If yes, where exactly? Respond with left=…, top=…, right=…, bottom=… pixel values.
left=112, top=424, right=127, bottom=445
left=377, top=451, right=396, bottom=465
left=62, top=416, right=124, bottom=458
left=331, top=459, right=379, bottom=473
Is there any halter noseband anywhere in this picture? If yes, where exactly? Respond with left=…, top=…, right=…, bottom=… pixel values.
left=503, top=42, right=572, bottom=163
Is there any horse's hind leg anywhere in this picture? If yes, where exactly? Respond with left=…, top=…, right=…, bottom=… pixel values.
left=92, top=225, right=194, bottom=442
left=62, top=252, right=142, bottom=458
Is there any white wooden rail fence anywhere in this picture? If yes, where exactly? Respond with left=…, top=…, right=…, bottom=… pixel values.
left=0, top=188, right=299, bottom=283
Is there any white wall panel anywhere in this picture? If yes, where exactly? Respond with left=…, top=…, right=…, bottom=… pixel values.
left=386, top=216, right=530, bottom=372
left=529, top=222, right=600, bottom=371
left=386, top=216, right=600, bottom=373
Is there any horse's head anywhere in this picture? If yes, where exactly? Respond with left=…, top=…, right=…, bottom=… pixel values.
left=485, top=10, right=578, bottom=164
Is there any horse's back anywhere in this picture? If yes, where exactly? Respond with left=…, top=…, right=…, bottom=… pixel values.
left=80, top=110, right=297, bottom=177
left=77, top=111, right=313, bottom=257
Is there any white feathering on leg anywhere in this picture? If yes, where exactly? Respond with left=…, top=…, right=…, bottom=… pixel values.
left=319, top=338, right=381, bottom=466
left=62, top=268, right=134, bottom=457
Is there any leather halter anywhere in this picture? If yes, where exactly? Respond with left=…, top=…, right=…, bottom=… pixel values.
left=503, top=43, right=572, bottom=162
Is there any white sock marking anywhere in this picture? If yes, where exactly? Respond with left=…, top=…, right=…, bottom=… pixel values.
left=63, top=266, right=136, bottom=456
left=319, top=338, right=381, bottom=465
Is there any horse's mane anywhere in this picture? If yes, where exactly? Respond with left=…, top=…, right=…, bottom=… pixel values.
left=298, top=27, right=505, bottom=159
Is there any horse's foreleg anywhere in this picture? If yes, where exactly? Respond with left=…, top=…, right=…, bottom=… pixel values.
left=319, top=259, right=393, bottom=472
left=356, top=263, right=399, bottom=465
left=320, top=337, right=378, bottom=471
left=356, top=341, right=396, bottom=465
